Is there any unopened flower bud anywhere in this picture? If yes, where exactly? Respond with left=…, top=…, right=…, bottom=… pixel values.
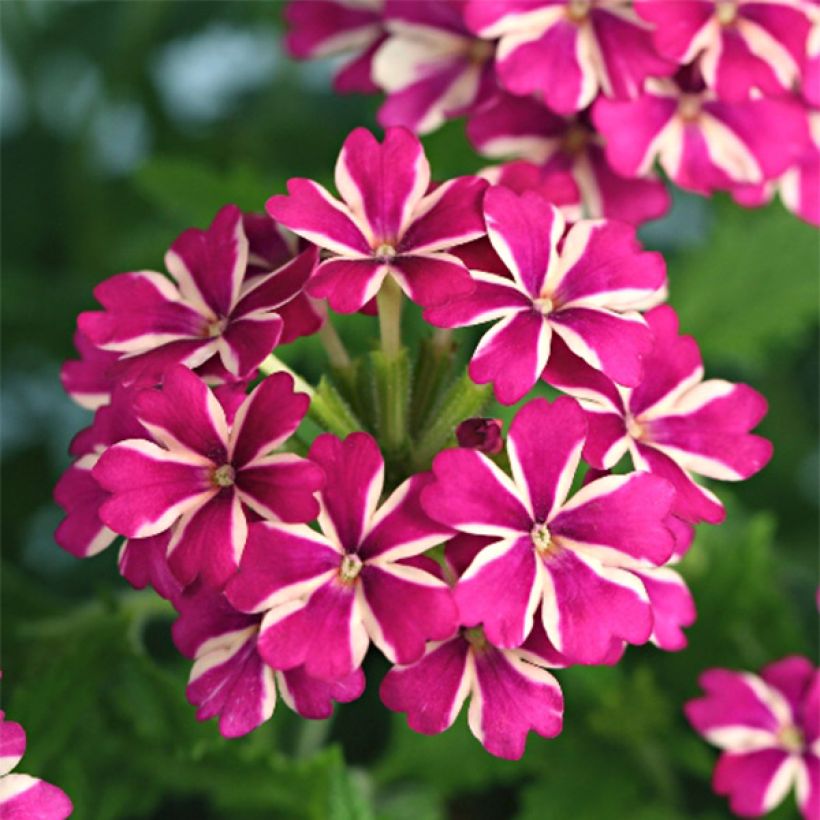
left=456, top=417, right=504, bottom=455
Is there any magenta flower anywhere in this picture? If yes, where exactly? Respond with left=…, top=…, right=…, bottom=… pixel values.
left=685, top=656, right=819, bottom=819
left=266, top=127, right=487, bottom=313
left=77, top=205, right=318, bottom=386
left=60, top=331, right=121, bottom=411
left=285, top=0, right=385, bottom=94
left=543, top=305, right=773, bottom=524
left=456, top=417, right=505, bottom=454
left=425, top=185, right=667, bottom=404
left=172, top=583, right=364, bottom=738
left=593, top=76, right=810, bottom=195
left=92, top=366, right=323, bottom=588
left=631, top=566, right=696, bottom=652
left=0, top=711, right=72, bottom=819
left=421, top=397, right=676, bottom=662
left=468, top=92, right=672, bottom=225
left=635, top=0, right=811, bottom=101
left=373, top=0, right=498, bottom=134
left=465, top=0, right=674, bottom=114
left=226, top=432, right=457, bottom=680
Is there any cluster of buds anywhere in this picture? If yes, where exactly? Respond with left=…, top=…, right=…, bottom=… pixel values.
left=54, top=127, right=771, bottom=759
left=285, top=0, right=820, bottom=227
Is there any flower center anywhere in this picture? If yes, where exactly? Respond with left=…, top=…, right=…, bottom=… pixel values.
left=566, top=0, right=592, bottom=23
left=562, top=123, right=589, bottom=156
left=531, top=522, right=555, bottom=555
left=533, top=295, right=554, bottom=315
left=212, top=464, right=235, bottom=488
left=778, top=725, right=804, bottom=753
left=204, top=317, right=227, bottom=338
left=715, top=0, right=737, bottom=26
left=467, top=38, right=494, bottom=64
left=463, top=626, right=488, bottom=652
left=339, top=552, right=363, bottom=584
left=374, top=242, right=397, bottom=260
left=625, top=414, right=646, bottom=441
left=678, top=94, right=703, bottom=123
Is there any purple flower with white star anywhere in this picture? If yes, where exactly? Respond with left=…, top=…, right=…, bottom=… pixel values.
left=421, top=396, right=676, bottom=662
left=78, top=205, right=318, bottom=386
left=172, top=583, right=365, bottom=738
left=685, top=656, right=819, bottom=819
left=226, top=432, right=458, bottom=680
left=424, top=185, right=667, bottom=404
left=266, top=127, right=487, bottom=313
left=543, top=304, right=773, bottom=524
left=92, top=366, right=323, bottom=588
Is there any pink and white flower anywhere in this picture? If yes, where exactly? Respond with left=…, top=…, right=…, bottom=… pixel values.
left=593, top=75, right=810, bottom=194
left=421, top=397, right=676, bottom=662
left=0, top=711, right=72, bottom=819
left=635, top=0, right=811, bottom=101
left=284, top=0, right=385, bottom=94
left=60, top=331, right=121, bottom=411
left=468, top=92, right=671, bottom=225
left=464, top=0, right=674, bottom=114
left=266, top=127, right=487, bottom=313
left=226, top=432, right=457, bottom=680
left=685, top=656, right=820, bottom=819
left=78, top=205, right=318, bottom=386
left=424, top=185, right=667, bottom=404
left=373, top=0, right=498, bottom=134
left=543, top=305, right=773, bottom=524
left=172, top=583, right=364, bottom=737
left=92, top=366, right=323, bottom=588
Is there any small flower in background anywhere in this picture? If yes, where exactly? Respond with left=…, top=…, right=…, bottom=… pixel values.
left=685, top=656, right=819, bottom=819
left=0, top=706, right=73, bottom=819
left=456, top=416, right=504, bottom=455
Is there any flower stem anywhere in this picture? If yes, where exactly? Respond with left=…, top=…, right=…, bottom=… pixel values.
left=377, top=275, right=403, bottom=358
left=410, top=333, right=456, bottom=435
left=318, top=317, right=351, bottom=370
left=259, top=354, right=314, bottom=397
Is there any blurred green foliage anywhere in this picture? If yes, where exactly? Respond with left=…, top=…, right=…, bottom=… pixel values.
left=1, top=2, right=817, bottom=818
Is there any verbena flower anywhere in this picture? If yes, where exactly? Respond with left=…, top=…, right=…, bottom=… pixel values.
left=92, top=366, right=323, bottom=588
left=543, top=304, right=773, bottom=524
left=685, top=656, right=819, bottom=819
left=421, top=397, right=676, bottom=662
left=425, top=185, right=667, bottom=404
left=266, top=126, right=487, bottom=312
left=226, top=432, right=457, bottom=680
left=0, top=709, right=72, bottom=819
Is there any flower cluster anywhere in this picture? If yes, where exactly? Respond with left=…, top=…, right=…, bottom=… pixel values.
left=285, top=0, right=820, bottom=227
left=686, top=656, right=819, bottom=819
left=0, top=706, right=73, bottom=819
left=55, top=127, right=772, bottom=760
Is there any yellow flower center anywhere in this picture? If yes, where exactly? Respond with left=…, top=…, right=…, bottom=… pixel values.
left=374, top=242, right=397, bottom=260
left=339, top=553, right=363, bottom=584
left=463, top=626, right=489, bottom=652
left=716, top=0, right=738, bottom=26
left=677, top=94, right=703, bottom=123
left=626, top=414, right=646, bottom=441
left=533, top=295, right=554, bottom=315
left=212, top=464, right=235, bottom=488
left=567, top=0, right=592, bottom=23
left=778, top=725, right=804, bottom=753
left=531, top=522, right=556, bottom=556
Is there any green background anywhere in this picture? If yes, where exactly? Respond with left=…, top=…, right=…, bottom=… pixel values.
left=2, top=3, right=817, bottom=818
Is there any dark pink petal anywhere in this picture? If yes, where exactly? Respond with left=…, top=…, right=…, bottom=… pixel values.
left=553, top=220, right=666, bottom=309
left=0, top=775, right=73, bottom=820
left=361, top=562, right=458, bottom=663
left=759, top=656, right=816, bottom=721
left=306, top=257, right=389, bottom=314
left=399, top=176, right=489, bottom=254
left=632, top=567, right=696, bottom=651
left=781, top=150, right=820, bottom=228
left=276, top=293, right=324, bottom=345
left=380, top=635, right=471, bottom=735
left=54, top=459, right=116, bottom=558
left=334, top=37, right=385, bottom=94
left=187, top=632, right=276, bottom=738
left=285, top=0, right=382, bottom=59
left=713, top=749, right=797, bottom=817
left=257, top=582, right=366, bottom=680
left=633, top=0, right=714, bottom=62
left=550, top=472, right=675, bottom=566
left=94, top=441, right=214, bottom=538
left=235, top=245, right=318, bottom=316
left=236, top=455, right=323, bottom=524
left=455, top=536, right=541, bottom=648
left=167, top=490, right=248, bottom=588
left=390, top=253, right=476, bottom=308
left=483, top=186, right=562, bottom=298
left=798, top=754, right=819, bottom=820
left=308, top=432, right=383, bottom=551
left=335, top=127, right=430, bottom=243
left=280, top=666, right=365, bottom=719
left=217, top=314, right=283, bottom=379
left=0, top=717, right=25, bottom=774
left=230, top=372, right=310, bottom=467
left=165, top=204, right=248, bottom=317
left=226, top=522, right=340, bottom=614
left=471, top=310, right=552, bottom=404
left=456, top=417, right=505, bottom=455
left=360, top=473, right=451, bottom=562
left=507, top=396, right=586, bottom=522
left=243, top=211, right=292, bottom=271
left=266, top=179, right=371, bottom=256
left=636, top=442, right=725, bottom=524
left=550, top=307, right=652, bottom=387
left=135, top=365, right=228, bottom=456
left=424, top=448, right=532, bottom=536
left=118, top=533, right=181, bottom=604
left=541, top=548, right=652, bottom=663
left=444, top=533, right=496, bottom=580
left=485, top=160, right=581, bottom=212
left=470, top=644, right=563, bottom=760
left=61, top=330, right=119, bottom=410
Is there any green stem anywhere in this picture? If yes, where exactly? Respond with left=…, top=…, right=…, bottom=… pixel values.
left=376, top=275, right=403, bottom=358
left=410, top=334, right=456, bottom=435
left=371, top=348, right=410, bottom=457
left=310, top=376, right=364, bottom=438
left=258, top=354, right=314, bottom=397
left=317, top=317, right=352, bottom=369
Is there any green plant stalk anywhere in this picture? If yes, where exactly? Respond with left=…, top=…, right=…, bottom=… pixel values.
left=310, top=376, right=365, bottom=438
left=370, top=348, right=410, bottom=457
left=377, top=275, right=403, bottom=358
left=411, top=372, right=492, bottom=471
left=409, top=333, right=456, bottom=436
